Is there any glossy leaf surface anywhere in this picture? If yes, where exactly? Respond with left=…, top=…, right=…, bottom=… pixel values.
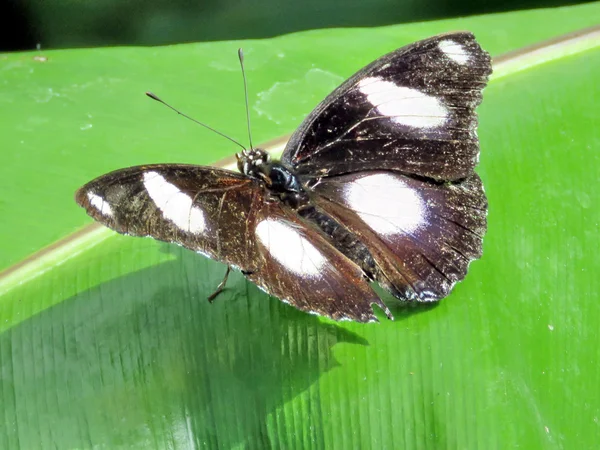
left=1, top=3, right=600, bottom=448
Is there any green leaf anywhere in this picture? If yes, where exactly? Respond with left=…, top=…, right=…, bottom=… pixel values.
left=1, top=3, right=600, bottom=448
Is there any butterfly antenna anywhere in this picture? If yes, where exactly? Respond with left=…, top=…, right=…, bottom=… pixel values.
left=238, top=48, right=254, bottom=150
left=146, top=92, right=246, bottom=151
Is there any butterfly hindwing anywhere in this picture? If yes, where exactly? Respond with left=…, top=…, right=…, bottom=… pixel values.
left=281, top=32, right=492, bottom=181
left=247, top=202, right=391, bottom=322
left=76, top=165, right=390, bottom=322
left=309, top=171, right=487, bottom=302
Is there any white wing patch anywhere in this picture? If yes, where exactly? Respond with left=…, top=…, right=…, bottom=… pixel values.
left=255, top=218, right=325, bottom=276
left=87, top=192, right=114, bottom=217
left=342, top=173, right=426, bottom=235
left=438, top=40, right=470, bottom=65
left=357, top=77, right=447, bottom=128
left=143, top=171, right=206, bottom=233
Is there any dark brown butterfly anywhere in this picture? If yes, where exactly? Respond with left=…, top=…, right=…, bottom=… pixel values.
left=76, top=32, right=491, bottom=322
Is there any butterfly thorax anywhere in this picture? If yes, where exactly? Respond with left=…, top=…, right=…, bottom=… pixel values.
left=237, top=148, right=307, bottom=207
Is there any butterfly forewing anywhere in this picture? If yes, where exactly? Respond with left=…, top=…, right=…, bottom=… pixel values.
left=76, top=165, right=261, bottom=269
left=282, top=32, right=492, bottom=181
left=309, top=171, right=487, bottom=301
left=76, top=165, right=390, bottom=322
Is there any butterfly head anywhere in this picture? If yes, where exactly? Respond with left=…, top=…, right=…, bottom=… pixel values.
left=236, top=148, right=271, bottom=177
left=236, top=148, right=304, bottom=200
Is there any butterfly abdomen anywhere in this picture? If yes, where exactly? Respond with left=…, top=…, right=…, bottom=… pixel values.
left=298, top=205, right=379, bottom=281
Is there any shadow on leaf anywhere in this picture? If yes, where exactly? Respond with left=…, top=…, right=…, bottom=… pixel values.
left=1, top=242, right=435, bottom=448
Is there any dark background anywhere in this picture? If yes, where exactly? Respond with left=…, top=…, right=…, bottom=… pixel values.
left=1, top=0, right=593, bottom=51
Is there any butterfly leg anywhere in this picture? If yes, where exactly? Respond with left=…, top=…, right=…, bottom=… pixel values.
left=207, top=265, right=231, bottom=302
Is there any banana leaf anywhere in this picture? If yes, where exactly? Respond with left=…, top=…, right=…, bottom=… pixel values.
left=1, top=3, right=600, bottom=448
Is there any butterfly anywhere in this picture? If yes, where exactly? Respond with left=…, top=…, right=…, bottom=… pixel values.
left=75, top=32, right=492, bottom=323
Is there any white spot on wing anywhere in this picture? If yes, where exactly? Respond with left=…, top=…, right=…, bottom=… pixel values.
left=255, top=218, right=325, bottom=276
left=143, top=171, right=205, bottom=233
left=438, top=40, right=470, bottom=64
left=87, top=192, right=113, bottom=217
left=343, top=173, right=425, bottom=235
left=357, top=77, right=447, bottom=128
